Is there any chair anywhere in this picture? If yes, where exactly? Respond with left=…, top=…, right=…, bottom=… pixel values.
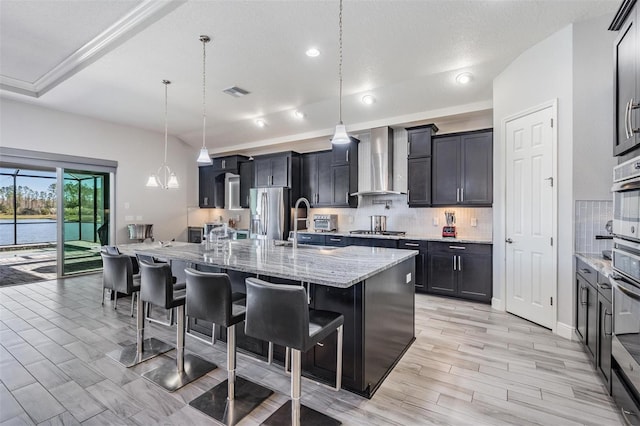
left=102, top=245, right=139, bottom=275
left=140, top=261, right=216, bottom=392
left=244, top=277, right=343, bottom=426
left=135, top=253, right=182, bottom=326
left=100, top=252, right=140, bottom=317
left=185, top=269, right=273, bottom=423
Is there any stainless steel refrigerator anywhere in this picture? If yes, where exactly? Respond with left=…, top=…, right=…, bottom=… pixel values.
left=249, top=187, right=290, bottom=240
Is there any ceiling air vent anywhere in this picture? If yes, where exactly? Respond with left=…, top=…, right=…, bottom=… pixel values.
left=223, top=86, right=250, bottom=97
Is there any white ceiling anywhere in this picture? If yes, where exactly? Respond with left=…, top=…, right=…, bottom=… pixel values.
left=0, top=0, right=619, bottom=154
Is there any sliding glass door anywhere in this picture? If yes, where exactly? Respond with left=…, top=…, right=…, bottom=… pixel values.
left=61, top=169, right=110, bottom=275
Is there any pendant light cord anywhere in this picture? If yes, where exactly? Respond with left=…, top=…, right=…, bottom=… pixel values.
left=164, top=80, right=169, bottom=165
left=201, top=37, right=207, bottom=150
left=338, top=0, right=343, bottom=125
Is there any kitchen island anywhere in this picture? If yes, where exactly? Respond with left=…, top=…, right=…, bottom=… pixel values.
left=121, top=239, right=417, bottom=398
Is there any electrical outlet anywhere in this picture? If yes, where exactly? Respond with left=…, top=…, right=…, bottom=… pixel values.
left=471, top=217, right=478, bottom=227
left=432, top=217, right=438, bottom=226
left=405, top=273, right=412, bottom=284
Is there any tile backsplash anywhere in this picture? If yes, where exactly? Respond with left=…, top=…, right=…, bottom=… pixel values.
left=574, top=200, right=613, bottom=254
left=311, top=194, right=492, bottom=240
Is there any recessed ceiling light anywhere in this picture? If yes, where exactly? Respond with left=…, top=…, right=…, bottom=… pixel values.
left=456, top=72, right=473, bottom=85
left=293, top=110, right=305, bottom=119
left=255, top=119, right=266, bottom=128
left=361, top=94, right=376, bottom=105
left=306, top=48, right=320, bottom=57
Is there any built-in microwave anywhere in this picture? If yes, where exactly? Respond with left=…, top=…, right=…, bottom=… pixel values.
left=613, top=156, right=640, bottom=242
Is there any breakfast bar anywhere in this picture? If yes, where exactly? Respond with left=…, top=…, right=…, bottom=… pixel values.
left=122, top=239, right=417, bottom=398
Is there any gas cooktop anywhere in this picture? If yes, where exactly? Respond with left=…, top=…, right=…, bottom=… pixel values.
left=349, top=230, right=406, bottom=236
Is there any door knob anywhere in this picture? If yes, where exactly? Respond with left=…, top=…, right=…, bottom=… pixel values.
left=506, top=238, right=513, bottom=244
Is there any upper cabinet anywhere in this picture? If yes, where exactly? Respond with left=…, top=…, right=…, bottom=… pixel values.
left=432, top=129, right=493, bottom=207
left=331, top=137, right=358, bottom=166
left=302, top=151, right=333, bottom=207
left=612, top=0, right=640, bottom=156
left=407, top=125, right=438, bottom=207
left=253, top=152, right=300, bottom=188
left=239, top=160, right=253, bottom=209
left=407, top=124, right=439, bottom=159
left=198, top=155, right=249, bottom=209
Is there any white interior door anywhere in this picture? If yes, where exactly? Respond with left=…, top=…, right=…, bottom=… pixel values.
left=505, top=104, right=556, bottom=329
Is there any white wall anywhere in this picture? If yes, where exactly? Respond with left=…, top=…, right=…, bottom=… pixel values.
left=0, top=99, right=198, bottom=244
left=493, top=15, right=616, bottom=335
left=573, top=15, right=617, bottom=201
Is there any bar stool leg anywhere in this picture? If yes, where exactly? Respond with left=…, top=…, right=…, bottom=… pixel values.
left=291, top=349, right=302, bottom=426
left=227, top=325, right=236, bottom=401
left=136, top=294, right=144, bottom=358
left=130, top=292, right=136, bottom=317
left=336, top=325, right=343, bottom=391
left=176, top=305, right=185, bottom=373
left=114, top=290, right=118, bottom=309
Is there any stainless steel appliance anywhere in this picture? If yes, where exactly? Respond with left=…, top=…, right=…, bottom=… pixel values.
left=314, top=214, right=337, bottom=232
left=350, top=230, right=405, bottom=236
left=249, top=187, right=290, bottom=240
left=370, top=215, right=387, bottom=233
left=610, top=155, right=640, bottom=421
left=127, top=224, right=153, bottom=241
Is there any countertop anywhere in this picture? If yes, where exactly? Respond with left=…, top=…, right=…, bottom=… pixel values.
left=120, top=239, right=417, bottom=288
left=299, top=230, right=492, bottom=244
left=575, top=252, right=613, bottom=278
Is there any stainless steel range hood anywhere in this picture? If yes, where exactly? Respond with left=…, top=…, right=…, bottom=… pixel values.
left=351, top=126, right=404, bottom=196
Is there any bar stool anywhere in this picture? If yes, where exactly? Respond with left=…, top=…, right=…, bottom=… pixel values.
left=135, top=254, right=184, bottom=327
left=102, top=245, right=139, bottom=275
left=244, top=278, right=343, bottom=426
left=100, top=252, right=140, bottom=317
left=140, top=261, right=216, bottom=392
left=185, top=269, right=273, bottom=424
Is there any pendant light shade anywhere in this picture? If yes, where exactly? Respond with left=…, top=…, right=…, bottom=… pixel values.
left=331, top=0, right=349, bottom=145
left=197, top=35, right=213, bottom=165
left=146, top=80, right=179, bottom=190
left=331, top=123, right=350, bottom=145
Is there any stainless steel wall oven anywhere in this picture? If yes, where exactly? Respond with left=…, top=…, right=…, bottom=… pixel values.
left=611, top=155, right=640, bottom=424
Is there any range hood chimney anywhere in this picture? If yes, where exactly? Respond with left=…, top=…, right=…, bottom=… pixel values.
left=352, top=126, right=403, bottom=196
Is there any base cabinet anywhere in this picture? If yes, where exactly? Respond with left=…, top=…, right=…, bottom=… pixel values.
left=427, top=242, right=492, bottom=303
left=399, top=240, right=427, bottom=292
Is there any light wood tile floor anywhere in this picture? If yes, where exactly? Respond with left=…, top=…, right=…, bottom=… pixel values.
left=0, top=275, right=623, bottom=425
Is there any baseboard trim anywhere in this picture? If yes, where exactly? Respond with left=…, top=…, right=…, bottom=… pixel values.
left=556, top=321, right=575, bottom=340
left=491, top=297, right=505, bottom=311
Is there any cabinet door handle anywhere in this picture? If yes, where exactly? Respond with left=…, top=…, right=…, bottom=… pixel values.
left=458, top=255, right=462, bottom=271
left=456, top=188, right=460, bottom=202
left=330, top=238, right=341, bottom=242
left=598, top=282, right=611, bottom=290
left=580, top=268, right=591, bottom=274
left=404, top=243, right=420, bottom=247
left=581, top=286, right=588, bottom=305
left=460, top=187, right=464, bottom=202
left=632, top=99, right=640, bottom=135
left=345, top=192, right=349, bottom=204
left=449, top=246, right=466, bottom=250
left=407, top=189, right=410, bottom=202
left=625, top=100, right=632, bottom=139
left=346, top=149, right=349, bottom=163
left=246, top=195, right=249, bottom=206
left=452, top=255, right=457, bottom=271
left=222, top=159, right=226, bottom=169
left=605, top=310, right=613, bottom=336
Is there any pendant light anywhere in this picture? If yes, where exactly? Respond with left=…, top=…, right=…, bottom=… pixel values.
left=146, top=80, right=179, bottom=189
left=196, top=35, right=213, bottom=165
left=331, top=0, right=350, bottom=145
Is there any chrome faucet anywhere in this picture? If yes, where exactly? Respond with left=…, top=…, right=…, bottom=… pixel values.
left=292, top=197, right=310, bottom=249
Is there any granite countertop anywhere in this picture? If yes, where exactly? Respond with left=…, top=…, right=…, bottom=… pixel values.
left=120, top=239, right=417, bottom=288
left=575, top=252, right=613, bottom=278
left=299, top=230, right=492, bottom=244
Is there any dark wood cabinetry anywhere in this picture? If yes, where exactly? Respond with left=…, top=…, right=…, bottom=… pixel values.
left=407, top=125, right=438, bottom=207
left=331, top=137, right=358, bottom=166
left=574, top=257, right=613, bottom=394
left=432, top=130, right=493, bottom=206
left=198, top=165, right=216, bottom=208
left=302, top=151, right=333, bottom=207
left=254, top=152, right=300, bottom=188
left=427, top=242, right=492, bottom=303
left=612, top=0, right=640, bottom=156
left=399, top=239, right=427, bottom=292
left=239, top=160, right=253, bottom=208
left=198, top=155, right=249, bottom=208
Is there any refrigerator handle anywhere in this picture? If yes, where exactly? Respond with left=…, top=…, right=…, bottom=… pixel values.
left=260, top=192, right=267, bottom=235
left=264, top=192, right=269, bottom=235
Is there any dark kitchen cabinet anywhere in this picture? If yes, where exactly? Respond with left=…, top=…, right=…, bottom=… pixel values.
left=254, top=152, right=300, bottom=188
left=296, top=233, right=325, bottom=245
left=332, top=165, right=357, bottom=207
left=302, top=151, right=332, bottom=207
left=324, top=235, right=349, bottom=247
left=198, top=165, right=215, bottom=208
left=399, top=239, right=427, bottom=292
left=575, top=259, right=598, bottom=363
left=408, top=157, right=431, bottom=206
left=347, top=237, right=398, bottom=248
left=407, top=124, right=438, bottom=159
left=432, top=129, right=493, bottom=207
left=331, top=137, right=358, bottom=166
left=612, top=0, right=640, bottom=156
left=212, top=155, right=248, bottom=171
left=598, top=289, right=613, bottom=392
left=427, top=242, right=492, bottom=303
left=239, top=160, right=253, bottom=208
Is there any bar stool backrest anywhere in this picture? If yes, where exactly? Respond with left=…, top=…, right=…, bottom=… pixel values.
left=185, top=268, right=233, bottom=326
left=102, top=246, right=120, bottom=255
left=101, top=252, right=134, bottom=294
left=139, top=260, right=174, bottom=309
left=245, top=277, right=309, bottom=351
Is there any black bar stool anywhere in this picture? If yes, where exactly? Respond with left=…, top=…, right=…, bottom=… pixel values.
left=185, top=269, right=273, bottom=424
left=135, top=254, right=184, bottom=327
left=244, top=277, right=344, bottom=426
left=100, top=252, right=140, bottom=317
left=140, top=261, right=216, bottom=392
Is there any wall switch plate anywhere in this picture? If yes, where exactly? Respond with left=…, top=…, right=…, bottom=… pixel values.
left=406, top=273, right=412, bottom=283
left=432, top=217, right=438, bottom=226
left=471, top=218, right=478, bottom=227
left=136, top=215, right=143, bottom=221
left=125, top=215, right=134, bottom=221
left=124, top=202, right=130, bottom=209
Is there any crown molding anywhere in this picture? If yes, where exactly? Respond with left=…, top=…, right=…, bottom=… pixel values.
left=0, top=0, right=186, bottom=98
